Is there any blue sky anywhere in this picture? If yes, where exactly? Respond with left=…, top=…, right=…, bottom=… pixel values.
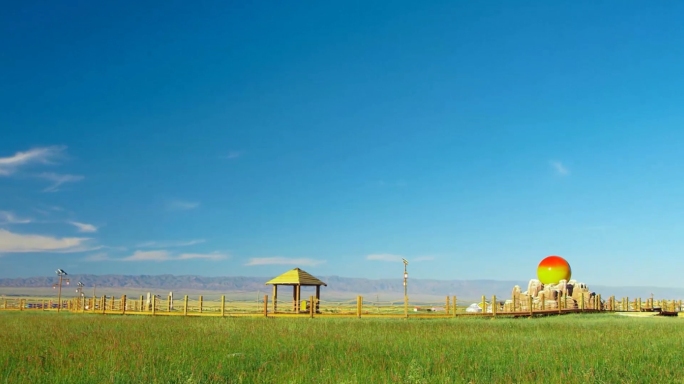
left=2, top=1, right=684, bottom=287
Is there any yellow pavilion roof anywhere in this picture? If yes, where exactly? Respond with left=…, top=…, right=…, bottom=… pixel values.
left=265, top=268, right=327, bottom=286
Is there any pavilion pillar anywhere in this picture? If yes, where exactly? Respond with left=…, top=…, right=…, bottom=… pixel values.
left=272, top=285, right=278, bottom=313
left=296, top=284, right=301, bottom=313
left=293, top=285, right=297, bottom=312
left=315, top=285, right=321, bottom=313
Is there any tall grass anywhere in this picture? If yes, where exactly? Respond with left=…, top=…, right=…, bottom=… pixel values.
left=1, top=312, right=683, bottom=383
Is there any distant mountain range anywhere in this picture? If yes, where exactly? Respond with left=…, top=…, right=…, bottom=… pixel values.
left=1, top=274, right=682, bottom=301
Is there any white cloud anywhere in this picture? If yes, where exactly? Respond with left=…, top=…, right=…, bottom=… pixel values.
left=177, top=252, right=228, bottom=261
left=0, top=229, right=92, bottom=253
left=0, top=146, right=66, bottom=176
left=122, top=250, right=171, bottom=262
left=167, top=200, right=200, bottom=211
left=39, top=173, right=84, bottom=192
left=550, top=161, right=569, bottom=176
left=223, top=151, right=244, bottom=159
left=93, top=250, right=228, bottom=262
left=137, top=239, right=205, bottom=248
left=68, top=221, right=97, bottom=233
left=245, top=257, right=325, bottom=266
left=366, top=253, right=404, bottom=263
left=0, top=211, right=32, bottom=224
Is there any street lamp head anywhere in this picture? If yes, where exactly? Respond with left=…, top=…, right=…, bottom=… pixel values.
left=402, top=258, right=409, bottom=266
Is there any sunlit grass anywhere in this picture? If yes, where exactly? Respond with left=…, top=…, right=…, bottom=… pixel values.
left=1, top=312, right=683, bottom=383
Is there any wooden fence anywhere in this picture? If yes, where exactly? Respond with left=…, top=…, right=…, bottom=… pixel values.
left=1, top=293, right=682, bottom=319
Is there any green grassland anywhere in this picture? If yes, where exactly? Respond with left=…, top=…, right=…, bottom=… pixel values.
left=1, top=312, right=683, bottom=384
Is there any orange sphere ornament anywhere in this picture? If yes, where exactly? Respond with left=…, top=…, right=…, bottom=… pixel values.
left=537, top=255, right=571, bottom=285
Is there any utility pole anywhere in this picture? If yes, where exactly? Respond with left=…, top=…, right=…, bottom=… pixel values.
left=54, top=269, right=69, bottom=312
left=402, top=258, right=409, bottom=318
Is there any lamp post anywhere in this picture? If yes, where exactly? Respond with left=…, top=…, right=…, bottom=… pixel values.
left=76, top=281, right=85, bottom=310
left=53, top=269, right=69, bottom=312
left=402, top=258, right=409, bottom=317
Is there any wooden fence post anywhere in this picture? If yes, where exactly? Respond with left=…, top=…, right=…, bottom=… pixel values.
left=528, top=295, right=533, bottom=317
left=122, top=295, right=127, bottom=315
left=309, top=295, right=314, bottom=318
left=481, top=295, right=486, bottom=315
left=220, top=295, right=225, bottom=317
left=513, top=294, right=518, bottom=312
left=357, top=296, right=362, bottom=318
left=199, top=295, right=203, bottom=314
left=152, top=295, right=156, bottom=316
left=453, top=296, right=457, bottom=317
left=445, top=296, right=450, bottom=315
left=102, top=296, right=107, bottom=314
left=492, top=295, right=497, bottom=317
left=265, top=295, right=269, bottom=318
left=184, top=295, right=188, bottom=316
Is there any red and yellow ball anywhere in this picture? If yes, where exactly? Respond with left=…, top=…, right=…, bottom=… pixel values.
left=537, top=255, right=572, bottom=285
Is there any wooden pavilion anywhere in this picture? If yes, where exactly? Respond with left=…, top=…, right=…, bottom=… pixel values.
left=265, top=268, right=327, bottom=314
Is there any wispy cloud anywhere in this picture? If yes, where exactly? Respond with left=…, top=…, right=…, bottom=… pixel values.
left=366, top=253, right=404, bottom=262
left=177, top=252, right=228, bottom=261
left=137, top=239, right=205, bottom=248
left=0, top=211, right=32, bottom=225
left=0, top=229, right=94, bottom=253
left=245, top=257, right=325, bottom=266
left=122, top=250, right=172, bottom=262
left=39, top=173, right=84, bottom=192
left=87, top=250, right=228, bottom=262
left=167, top=200, right=200, bottom=211
left=68, top=221, right=97, bottom=233
left=222, top=151, right=244, bottom=160
left=0, top=146, right=66, bottom=176
left=550, top=161, right=569, bottom=176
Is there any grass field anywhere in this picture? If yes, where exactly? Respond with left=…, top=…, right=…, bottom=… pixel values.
left=1, top=312, right=683, bottom=383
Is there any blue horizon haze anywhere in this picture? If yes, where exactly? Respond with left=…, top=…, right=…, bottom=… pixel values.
left=2, top=1, right=683, bottom=288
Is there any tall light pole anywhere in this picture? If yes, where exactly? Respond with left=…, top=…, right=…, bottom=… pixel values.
left=402, top=258, right=409, bottom=317
left=54, top=269, right=69, bottom=312
left=75, top=281, right=85, bottom=311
